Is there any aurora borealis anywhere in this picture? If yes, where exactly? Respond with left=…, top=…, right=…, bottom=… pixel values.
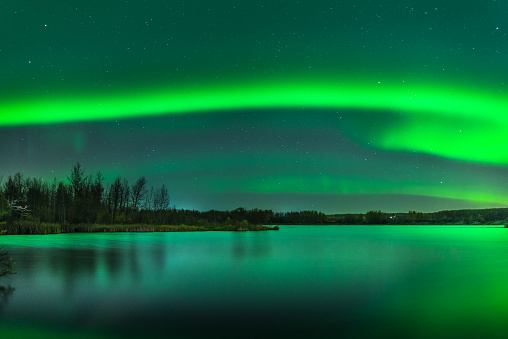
left=1, top=1, right=508, bottom=213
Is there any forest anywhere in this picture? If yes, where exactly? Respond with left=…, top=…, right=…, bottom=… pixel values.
left=0, top=162, right=325, bottom=234
left=328, top=208, right=508, bottom=226
left=1, top=162, right=507, bottom=235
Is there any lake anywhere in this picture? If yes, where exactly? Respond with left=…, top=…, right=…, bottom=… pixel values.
left=1, top=226, right=508, bottom=338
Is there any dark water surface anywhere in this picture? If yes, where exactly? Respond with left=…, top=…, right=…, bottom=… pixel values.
left=1, top=226, right=508, bottom=338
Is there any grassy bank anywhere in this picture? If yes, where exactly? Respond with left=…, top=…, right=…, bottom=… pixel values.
left=0, top=220, right=279, bottom=235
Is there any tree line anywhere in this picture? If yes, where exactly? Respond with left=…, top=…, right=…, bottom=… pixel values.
left=0, top=162, right=170, bottom=227
left=0, top=163, right=327, bottom=231
left=329, top=208, right=508, bottom=225
left=3, top=163, right=502, bottom=230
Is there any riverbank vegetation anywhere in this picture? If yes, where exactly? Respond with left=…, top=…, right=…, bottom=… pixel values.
left=2, top=220, right=278, bottom=235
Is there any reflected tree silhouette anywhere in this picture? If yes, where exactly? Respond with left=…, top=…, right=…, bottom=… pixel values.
left=45, top=248, right=99, bottom=296
left=0, top=285, right=15, bottom=305
left=0, top=247, right=15, bottom=278
left=0, top=247, right=15, bottom=313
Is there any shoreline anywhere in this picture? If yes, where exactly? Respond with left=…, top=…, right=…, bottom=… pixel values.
left=0, top=222, right=279, bottom=235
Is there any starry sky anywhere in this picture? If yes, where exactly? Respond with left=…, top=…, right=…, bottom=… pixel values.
left=1, top=1, right=508, bottom=213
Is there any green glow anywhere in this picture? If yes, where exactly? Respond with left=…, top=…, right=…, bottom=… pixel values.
left=73, top=133, right=85, bottom=153
left=375, top=114, right=508, bottom=164
left=211, top=174, right=508, bottom=206
left=3, top=79, right=508, bottom=165
left=3, top=81, right=508, bottom=125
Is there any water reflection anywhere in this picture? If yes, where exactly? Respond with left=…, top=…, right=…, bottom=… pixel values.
left=11, top=245, right=146, bottom=296
left=149, top=244, right=167, bottom=273
left=127, top=243, right=141, bottom=282
left=103, top=247, right=123, bottom=280
left=231, top=233, right=272, bottom=259
left=2, top=228, right=508, bottom=338
left=0, top=285, right=15, bottom=314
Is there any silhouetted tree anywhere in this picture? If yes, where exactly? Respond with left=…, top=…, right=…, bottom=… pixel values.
left=120, top=178, right=130, bottom=213
left=26, top=177, right=51, bottom=221
left=131, top=176, right=147, bottom=221
left=153, top=184, right=170, bottom=224
left=366, top=210, right=388, bottom=224
left=68, top=162, right=88, bottom=223
left=55, top=182, right=71, bottom=224
left=131, top=176, right=147, bottom=211
left=4, top=173, right=25, bottom=206
left=69, top=162, right=85, bottom=199
left=49, top=178, right=57, bottom=223
left=90, top=171, right=104, bottom=222
left=110, top=177, right=122, bottom=223
left=145, top=186, right=154, bottom=211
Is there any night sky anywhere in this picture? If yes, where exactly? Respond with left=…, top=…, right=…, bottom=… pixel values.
left=1, top=1, right=508, bottom=213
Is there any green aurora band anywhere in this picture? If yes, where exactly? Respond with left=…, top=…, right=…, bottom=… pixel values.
left=209, top=172, right=508, bottom=207
left=3, top=79, right=508, bottom=166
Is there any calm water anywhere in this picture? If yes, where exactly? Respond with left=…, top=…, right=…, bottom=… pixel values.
left=1, top=226, right=508, bottom=338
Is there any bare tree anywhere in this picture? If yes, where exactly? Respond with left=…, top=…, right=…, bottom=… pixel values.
left=91, top=171, right=104, bottom=220
left=68, top=162, right=85, bottom=199
left=55, top=182, right=71, bottom=224
left=4, top=173, right=25, bottom=205
left=131, top=176, right=147, bottom=211
left=50, top=178, right=57, bottom=223
left=159, top=184, right=170, bottom=211
left=153, top=185, right=170, bottom=224
left=145, top=186, right=154, bottom=211
left=110, top=177, right=122, bottom=223
left=120, top=178, right=130, bottom=212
